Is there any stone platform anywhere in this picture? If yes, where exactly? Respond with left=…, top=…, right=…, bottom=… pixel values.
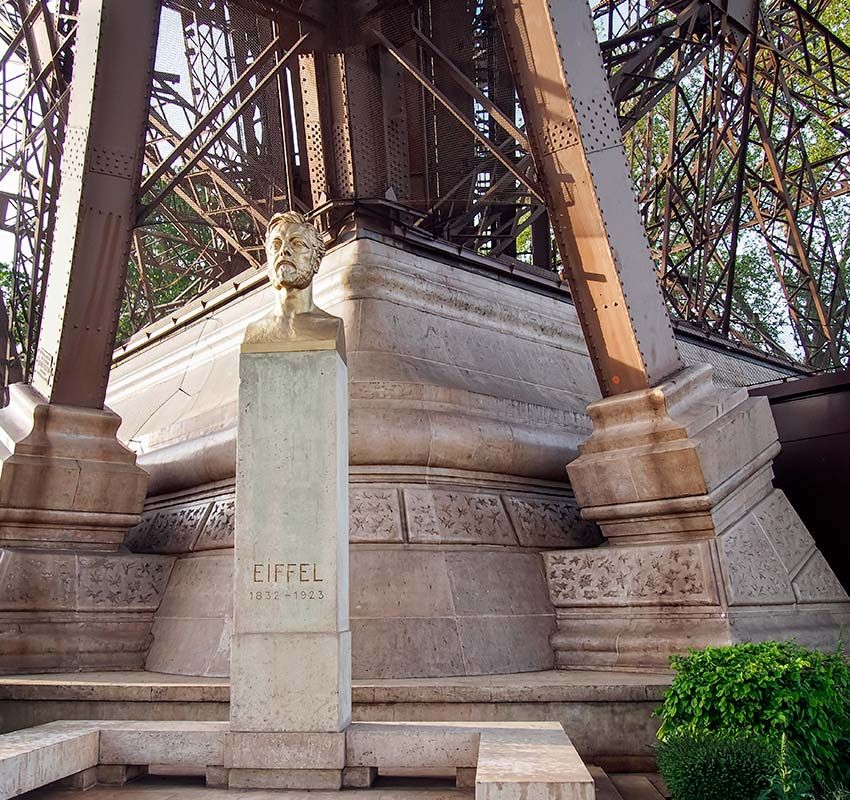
left=0, top=670, right=669, bottom=771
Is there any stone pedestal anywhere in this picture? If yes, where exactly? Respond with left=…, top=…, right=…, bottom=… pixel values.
left=0, top=383, right=148, bottom=550
left=0, top=383, right=164, bottom=673
left=546, top=364, right=850, bottom=670
left=227, top=341, right=350, bottom=788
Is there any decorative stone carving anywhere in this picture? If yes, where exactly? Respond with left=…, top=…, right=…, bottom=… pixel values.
left=0, top=548, right=173, bottom=611
left=793, top=552, right=849, bottom=604
left=544, top=543, right=717, bottom=607
left=718, top=513, right=795, bottom=606
left=195, top=496, right=236, bottom=550
left=403, top=489, right=516, bottom=545
left=349, top=488, right=402, bottom=543
left=753, top=491, right=813, bottom=576
left=503, top=495, right=601, bottom=548
left=125, top=503, right=211, bottom=553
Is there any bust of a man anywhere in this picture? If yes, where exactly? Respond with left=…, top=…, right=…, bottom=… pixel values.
left=242, top=211, right=344, bottom=358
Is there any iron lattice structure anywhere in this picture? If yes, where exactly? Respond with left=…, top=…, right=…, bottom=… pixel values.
left=0, top=0, right=848, bottom=381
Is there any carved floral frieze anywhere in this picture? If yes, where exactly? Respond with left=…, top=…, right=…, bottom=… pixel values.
left=127, top=485, right=595, bottom=552
left=0, top=549, right=173, bottom=611
left=544, top=543, right=717, bottom=607
left=349, top=488, right=403, bottom=542
left=403, top=489, right=517, bottom=545
left=195, top=496, right=236, bottom=550
left=504, top=495, right=601, bottom=548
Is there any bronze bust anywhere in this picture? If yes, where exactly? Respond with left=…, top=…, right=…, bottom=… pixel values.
left=242, top=211, right=344, bottom=358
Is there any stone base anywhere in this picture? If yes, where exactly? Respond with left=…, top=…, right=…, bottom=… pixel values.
left=0, top=548, right=173, bottom=673
left=226, top=768, right=343, bottom=789
left=548, top=365, right=850, bottom=670
left=343, top=766, right=378, bottom=788
left=0, top=383, right=148, bottom=550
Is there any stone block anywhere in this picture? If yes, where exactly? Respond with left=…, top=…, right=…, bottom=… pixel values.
left=125, top=502, right=211, bottom=553
left=350, top=548, right=455, bottom=618
left=456, top=615, right=556, bottom=673
left=545, top=543, right=719, bottom=608
left=345, top=722, right=479, bottom=769
left=351, top=617, right=465, bottom=679
left=446, top=551, right=553, bottom=616
left=0, top=723, right=98, bottom=799
left=476, top=727, right=594, bottom=800
left=60, top=766, right=98, bottom=790
left=343, top=766, right=377, bottom=788
left=0, top=384, right=148, bottom=550
left=225, top=731, right=345, bottom=769
left=145, top=552, right=233, bottom=675
left=718, top=513, right=796, bottom=605
left=230, top=630, right=351, bottom=732
left=456, top=767, right=476, bottom=788
left=204, top=766, right=228, bottom=788
left=95, top=765, right=147, bottom=785
left=226, top=768, right=342, bottom=789
left=98, top=721, right=226, bottom=766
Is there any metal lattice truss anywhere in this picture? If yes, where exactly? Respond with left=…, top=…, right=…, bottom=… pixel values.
left=0, top=0, right=848, bottom=373
left=0, top=0, right=75, bottom=385
left=599, top=0, right=850, bottom=368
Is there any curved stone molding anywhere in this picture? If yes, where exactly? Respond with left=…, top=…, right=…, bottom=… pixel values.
left=108, top=235, right=598, bottom=491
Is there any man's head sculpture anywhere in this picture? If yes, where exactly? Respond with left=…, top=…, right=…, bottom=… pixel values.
left=265, top=211, right=326, bottom=292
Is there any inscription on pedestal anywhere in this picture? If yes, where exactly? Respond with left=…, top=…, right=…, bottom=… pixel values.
left=247, top=562, right=326, bottom=601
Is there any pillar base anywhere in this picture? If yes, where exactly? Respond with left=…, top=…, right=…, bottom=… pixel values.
left=548, top=365, right=850, bottom=670
left=0, top=383, right=148, bottom=550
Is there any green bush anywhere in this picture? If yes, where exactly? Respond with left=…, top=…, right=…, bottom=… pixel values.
left=656, top=641, right=850, bottom=791
left=656, top=732, right=774, bottom=800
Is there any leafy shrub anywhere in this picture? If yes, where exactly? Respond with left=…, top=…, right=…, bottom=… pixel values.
left=656, top=641, right=850, bottom=791
left=656, top=732, right=774, bottom=800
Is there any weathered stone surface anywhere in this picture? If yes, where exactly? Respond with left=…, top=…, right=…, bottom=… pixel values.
left=125, top=502, right=210, bottom=553
left=0, top=549, right=173, bottom=612
left=230, top=631, right=351, bottom=732
left=476, top=726, right=594, bottom=800
left=145, top=553, right=232, bottom=676
left=345, top=722, right=479, bottom=768
left=98, top=721, right=225, bottom=766
left=225, top=731, right=345, bottom=769
left=0, top=722, right=98, bottom=798
left=551, top=364, right=849, bottom=669
left=343, top=766, right=377, bottom=788
left=0, top=384, right=148, bottom=551
left=226, top=767, right=342, bottom=789
left=194, top=496, right=235, bottom=551
left=793, top=552, right=849, bottom=604
left=231, top=346, right=350, bottom=733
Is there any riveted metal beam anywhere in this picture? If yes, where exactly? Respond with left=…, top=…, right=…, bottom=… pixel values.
left=31, top=0, right=161, bottom=408
left=495, top=0, right=683, bottom=395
